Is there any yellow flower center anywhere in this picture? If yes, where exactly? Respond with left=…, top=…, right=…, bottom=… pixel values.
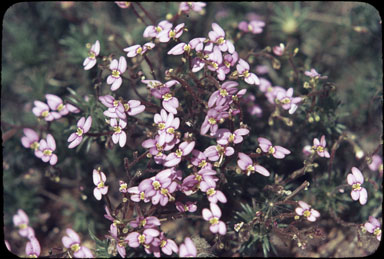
left=247, top=24, right=253, bottom=31
left=113, top=100, right=120, bottom=107
left=303, top=210, right=311, bottom=218
left=97, top=181, right=105, bottom=188
left=219, top=88, right=228, bottom=97
left=113, top=126, right=122, bottom=134
left=207, top=188, right=216, bottom=196
left=208, top=118, right=217, bottom=125
left=281, top=97, right=291, bottom=104
left=211, top=62, right=219, bottom=69
left=112, top=70, right=120, bottom=78
left=152, top=180, right=161, bottom=190
left=140, top=192, right=146, bottom=200
left=268, top=146, right=275, bottom=154
left=374, top=228, right=381, bottom=237
left=224, top=60, right=231, bottom=68
left=316, top=146, right=324, bottom=153
left=30, top=141, right=39, bottom=151
left=19, top=223, right=27, bottom=230
left=138, top=234, right=146, bottom=244
left=209, top=217, right=219, bottom=225
left=158, top=123, right=165, bottom=130
left=156, top=143, right=163, bottom=151
left=242, top=70, right=250, bottom=78
left=119, top=183, right=127, bottom=192
left=198, top=160, right=207, bottom=168
left=43, top=149, right=52, bottom=156
left=160, top=240, right=167, bottom=248
left=163, top=93, right=173, bottom=101
left=155, top=26, right=162, bottom=33
left=71, top=243, right=80, bottom=252
left=136, top=47, right=143, bottom=54
left=41, top=111, right=49, bottom=117
left=169, top=30, right=176, bottom=38
left=176, top=149, right=183, bottom=157
left=228, top=134, right=235, bottom=143
left=88, top=52, right=96, bottom=59
left=166, top=127, right=175, bottom=134
left=216, top=37, right=225, bottom=45
left=183, top=44, right=191, bottom=52
left=246, top=164, right=255, bottom=173
left=195, top=174, right=202, bottom=181
left=352, top=183, right=361, bottom=191
left=140, top=219, right=147, bottom=227
left=160, top=188, right=168, bottom=196
left=124, top=103, right=130, bottom=111
left=76, top=127, right=83, bottom=136
left=57, top=103, right=65, bottom=112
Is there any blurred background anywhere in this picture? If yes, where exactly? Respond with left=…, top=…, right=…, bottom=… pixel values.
left=2, top=2, right=382, bottom=257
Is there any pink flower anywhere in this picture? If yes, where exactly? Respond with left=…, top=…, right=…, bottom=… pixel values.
left=83, top=40, right=100, bottom=70
left=35, top=134, right=58, bottom=165
left=93, top=168, right=108, bottom=200
left=215, top=128, right=249, bottom=145
left=46, top=94, right=69, bottom=116
left=275, top=88, right=302, bottom=114
left=138, top=170, right=174, bottom=202
left=182, top=168, right=218, bottom=195
left=238, top=20, right=265, bottom=34
left=125, top=228, right=160, bottom=248
left=175, top=201, right=197, bottom=213
left=368, top=154, right=383, bottom=172
left=124, top=100, right=146, bottom=116
left=153, top=109, right=180, bottom=146
left=129, top=216, right=161, bottom=229
left=190, top=149, right=213, bottom=169
left=21, top=128, right=40, bottom=154
left=168, top=42, right=192, bottom=56
left=148, top=80, right=180, bottom=115
left=13, top=209, right=35, bottom=238
left=67, top=116, right=92, bottom=149
left=62, top=228, right=93, bottom=258
left=32, top=100, right=60, bottom=121
left=158, top=232, right=179, bottom=256
left=312, top=135, right=330, bottom=158
left=200, top=180, right=227, bottom=204
left=304, top=68, right=328, bottom=79
left=258, top=137, right=291, bottom=159
left=202, top=202, right=226, bottom=235
left=110, top=118, right=127, bottom=147
left=107, top=56, right=127, bottom=91
left=236, top=58, right=260, bottom=85
left=237, top=152, right=270, bottom=177
left=124, top=42, right=155, bottom=57
left=109, top=224, right=126, bottom=258
left=208, top=81, right=239, bottom=108
left=25, top=236, right=41, bottom=258
left=164, top=141, right=195, bottom=167
left=208, top=23, right=235, bottom=54
left=142, top=135, right=178, bottom=158
left=273, top=43, right=285, bottom=56
left=127, top=186, right=150, bottom=203
left=179, top=2, right=206, bottom=13
left=216, top=52, right=239, bottom=81
left=115, top=2, right=130, bottom=8
left=179, top=237, right=197, bottom=257
left=295, top=201, right=320, bottom=222
left=203, top=144, right=234, bottom=162
left=200, top=107, right=229, bottom=136
left=158, top=23, right=185, bottom=43
left=143, top=20, right=172, bottom=38
left=364, top=216, right=381, bottom=241
left=347, top=167, right=368, bottom=205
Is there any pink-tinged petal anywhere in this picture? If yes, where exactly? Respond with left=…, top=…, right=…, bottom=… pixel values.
left=210, top=202, right=222, bottom=218
left=324, top=151, right=330, bottom=158
left=125, top=233, right=140, bottom=248
left=92, top=169, right=100, bottom=185
left=273, top=150, right=286, bottom=159
left=142, top=139, right=156, bottom=148
left=17, top=209, right=29, bottom=224
left=320, top=135, right=326, bottom=146
left=347, top=174, right=356, bottom=185
left=119, top=131, right=127, bottom=147
left=46, top=94, right=62, bottom=110
left=21, top=137, right=31, bottom=148
left=359, top=188, right=368, bottom=205
left=255, top=165, right=270, bottom=176
left=94, top=188, right=102, bottom=200
left=83, top=116, right=92, bottom=133
left=77, top=117, right=86, bottom=128
left=112, top=133, right=119, bottom=144
left=364, top=222, right=375, bottom=233
left=23, top=128, right=39, bottom=141
left=295, top=207, right=304, bottom=216
left=118, top=56, right=127, bottom=72
left=276, top=146, right=291, bottom=155
left=218, top=221, right=227, bottom=235
left=46, top=134, right=56, bottom=150
left=202, top=208, right=213, bottom=221
left=313, top=138, right=320, bottom=146
left=92, top=40, right=100, bottom=55
left=107, top=75, right=115, bottom=85
left=351, top=190, right=360, bottom=201
left=109, top=59, right=118, bottom=70
left=164, top=154, right=181, bottom=167
left=369, top=216, right=381, bottom=228
left=351, top=167, right=364, bottom=183
left=62, top=236, right=73, bottom=248
left=216, top=191, right=227, bottom=203
left=183, top=141, right=195, bottom=156
left=168, top=43, right=186, bottom=55
left=49, top=154, right=58, bottom=165
left=84, top=58, right=97, bottom=70
left=209, top=223, right=219, bottom=233
left=163, top=100, right=177, bottom=114
left=68, top=137, right=82, bottom=149
left=226, top=40, right=235, bottom=54
left=212, top=23, right=225, bottom=37
left=111, top=77, right=123, bottom=91
left=144, top=228, right=160, bottom=238
left=298, top=201, right=310, bottom=210
left=225, top=147, right=234, bottom=156
left=238, top=152, right=253, bottom=165
left=184, top=237, right=196, bottom=256
left=259, top=143, right=270, bottom=153
left=66, top=228, right=81, bottom=243
left=307, top=215, right=317, bottom=222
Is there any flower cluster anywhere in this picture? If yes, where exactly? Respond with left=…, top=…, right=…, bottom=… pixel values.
left=32, top=94, right=79, bottom=121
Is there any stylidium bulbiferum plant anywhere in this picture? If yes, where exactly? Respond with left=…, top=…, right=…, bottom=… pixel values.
left=2, top=2, right=382, bottom=257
